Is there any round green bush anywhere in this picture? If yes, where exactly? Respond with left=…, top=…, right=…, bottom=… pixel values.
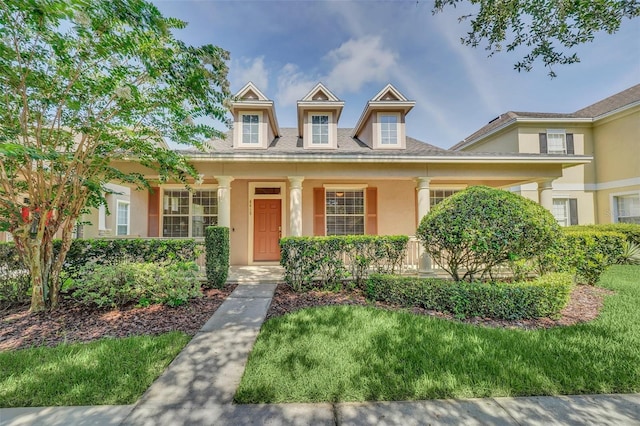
left=417, top=185, right=560, bottom=281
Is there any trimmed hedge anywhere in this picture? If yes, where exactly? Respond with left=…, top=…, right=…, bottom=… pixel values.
left=280, top=235, right=409, bottom=291
left=366, top=273, right=574, bottom=320
left=68, top=261, right=201, bottom=308
left=565, top=224, right=640, bottom=246
left=539, top=230, right=626, bottom=284
left=205, top=226, right=230, bottom=288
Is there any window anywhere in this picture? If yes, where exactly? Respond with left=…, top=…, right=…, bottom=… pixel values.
left=326, top=190, right=364, bottom=235
left=241, top=114, right=259, bottom=144
left=614, top=194, right=640, bottom=224
left=380, top=115, right=398, bottom=145
left=116, top=201, right=130, bottom=236
left=162, top=189, right=218, bottom=237
left=311, top=115, right=329, bottom=144
left=552, top=198, right=578, bottom=226
left=547, top=130, right=566, bottom=154
left=430, top=189, right=459, bottom=207
left=552, top=199, right=569, bottom=227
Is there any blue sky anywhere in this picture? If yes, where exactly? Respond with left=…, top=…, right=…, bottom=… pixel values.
left=152, top=0, right=640, bottom=149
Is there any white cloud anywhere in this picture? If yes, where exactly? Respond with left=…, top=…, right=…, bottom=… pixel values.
left=325, top=36, right=397, bottom=93
left=276, top=63, right=319, bottom=106
left=231, top=56, right=269, bottom=92
left=275, top=36, right=397, bottom=105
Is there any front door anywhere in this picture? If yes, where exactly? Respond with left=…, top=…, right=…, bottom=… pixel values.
left=253, top=199, right=281, bottom=261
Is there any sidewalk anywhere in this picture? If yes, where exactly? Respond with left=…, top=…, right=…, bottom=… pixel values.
left=1, top=282, right=639, bottom=425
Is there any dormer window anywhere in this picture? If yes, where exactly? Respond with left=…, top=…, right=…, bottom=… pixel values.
left=312, top=114, right=329, bottom=144
left=242, top=114, right=260, bottom=144
left=380, top=114, right=399, bottom=145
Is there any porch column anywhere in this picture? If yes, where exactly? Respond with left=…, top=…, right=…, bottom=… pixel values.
left=416, top=177, right=435, bottom=276
left=288, top=176, right=304, bottom=237
left=215, top=176, right=234, bottom=228
left=538, top=179, right=554, bottom=212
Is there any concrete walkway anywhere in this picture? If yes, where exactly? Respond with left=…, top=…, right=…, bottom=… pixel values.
left=1, top=282, right=639, bottom=425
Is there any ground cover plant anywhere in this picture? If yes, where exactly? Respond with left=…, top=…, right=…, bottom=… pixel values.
left=236, top=265, right=640, bottom=403
left=0, top=332, right=189, bottom=407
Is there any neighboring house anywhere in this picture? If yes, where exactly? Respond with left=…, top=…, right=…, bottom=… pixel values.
left=103, top=82, right=589, bottom=266
left=451, top=84, right=640, bottom=227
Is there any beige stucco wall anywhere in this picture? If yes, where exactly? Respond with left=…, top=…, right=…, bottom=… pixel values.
left=592, top=108, right=640, bottom=185
left=463, top=127, right=520, bottom=153
left=595, top=185, right=640, bottom=224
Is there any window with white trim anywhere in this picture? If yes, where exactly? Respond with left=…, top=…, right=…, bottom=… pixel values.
left=552, top=199, right=570, bottom=227
left=162, top=189, right=218, bottom=237
left=311, top=114, right=329, bottom=144
left=614, top=194, right=640, bottom=224
left=430, top=189, right=459, bottom=207
left=116, top=200, right=130, bottom=236
left=241, top=114, right=259, bottom=144
left=326, top=190, right=364, bottom=235
left=546, top=130, right=566, bottom=154
left=380, top=114, right=398, bottom=145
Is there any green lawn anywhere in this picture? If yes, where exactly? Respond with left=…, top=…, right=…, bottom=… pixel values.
left=236, top=265, right=640, bottom=403
left=0, top=332, right=190, bottom=408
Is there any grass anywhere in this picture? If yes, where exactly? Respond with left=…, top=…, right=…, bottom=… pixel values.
left=236, top=265, right=640, bottom=403
left=0, top=332, right=190, bottom=408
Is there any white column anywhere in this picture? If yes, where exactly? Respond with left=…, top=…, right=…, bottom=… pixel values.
left=215, top=176, right=234, bottom=228
left=415, top=177, right=435, bottom=276
left=288, top=176, right=304, bottom=237
left=416, top=177, right=431, bottom=222
left=538, top=179, right=554, bottom=212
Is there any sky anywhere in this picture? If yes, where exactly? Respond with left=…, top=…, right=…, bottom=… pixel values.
left=151, top=0, right=640, bottom=149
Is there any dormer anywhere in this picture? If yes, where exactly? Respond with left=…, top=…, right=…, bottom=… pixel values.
left=352, top=84, right=415, bottom=150
left=230, top=82, right=280, bottom=149
left=297, top=83, right=344, bottom=150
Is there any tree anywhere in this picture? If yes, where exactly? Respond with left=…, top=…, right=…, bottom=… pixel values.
left=416, top=186, right=560, bottom=281
left=433, top=0, right=640, bottom=77
left=0, top=0, right=230, bottom=311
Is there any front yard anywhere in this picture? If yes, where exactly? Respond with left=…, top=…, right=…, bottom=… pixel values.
left=235, top=265, right=640, bottom=403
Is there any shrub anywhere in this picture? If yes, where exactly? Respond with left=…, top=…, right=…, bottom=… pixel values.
left=280, top=235, right=409, bottom=291
left=205, top=226, right=229, bottom=289
left=69, top=261, right=201, bottom=308
left=567, top=224, right=640, bottom=246
left=417, top=186, right=560, bottom=281
left=538, top=230, right=626, bottom=284
left=59, top=238, right=201, bottom=281
left=366, top=273, right=573, bottom=320
left=0, top=242, right=30, bottom=308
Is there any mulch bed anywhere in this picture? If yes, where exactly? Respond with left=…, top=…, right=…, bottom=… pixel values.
left=0, top=282, right=613, bottom=352
left=267, top=283, right=614, bottom=330
left=0, top=284, right=236, bottom=352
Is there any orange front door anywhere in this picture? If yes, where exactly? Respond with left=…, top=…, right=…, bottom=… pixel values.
left=253, top=199, right=282, bottom=261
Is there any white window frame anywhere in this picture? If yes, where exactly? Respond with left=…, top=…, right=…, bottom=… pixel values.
left=236, top=111, right=263, bottom=148
left=552, top=198, right=570, bottom=227
left=311, top=113, right=330, bottom=145
left=379, top=113, right=400, bottom=145
left=611, top=191, right=640, bottom=224
left=116, top=200, right=130, bottom=236
left=160, top=185, right=218, bottom=238
left=546, top=129, right=567, bottom=154
left=323, top=184, right=368, bottom=236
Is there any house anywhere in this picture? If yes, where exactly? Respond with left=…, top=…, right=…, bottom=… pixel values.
left=451, top=84, right=640, bottom=226
left=97, top=82, right=590, bottom=266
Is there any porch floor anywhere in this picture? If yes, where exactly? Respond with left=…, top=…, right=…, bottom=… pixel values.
left=227, top=265, right=285, bottom=284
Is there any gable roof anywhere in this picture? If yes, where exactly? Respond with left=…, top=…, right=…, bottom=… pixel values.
left=234, top=81, right=269, bottom=101
left=352, top=84, right=415, bottom=138
left=452, top=84, right=640, bottom=151
left=300, top=82, right=341, bottom=102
